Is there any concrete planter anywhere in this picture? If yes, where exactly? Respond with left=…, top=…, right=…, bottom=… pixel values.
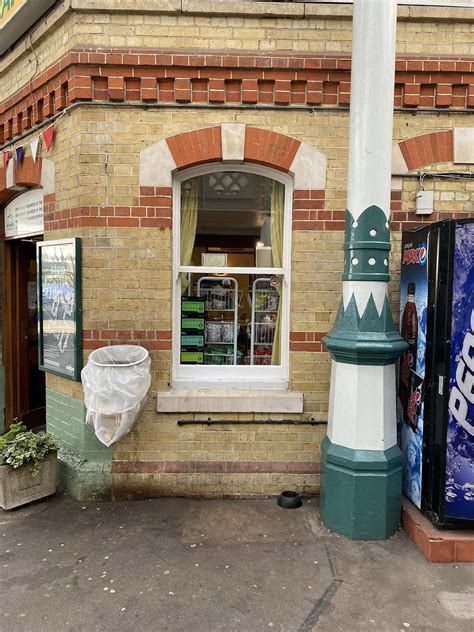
left=0, top=452, right=57, bottom=510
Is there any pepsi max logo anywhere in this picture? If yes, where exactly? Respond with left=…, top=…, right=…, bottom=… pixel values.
left=448, top=308, right=474, bottom=438
left=403, top=244, right=427, bottom=266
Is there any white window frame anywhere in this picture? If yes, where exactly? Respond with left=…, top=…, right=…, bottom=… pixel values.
left=172, top=163, right=293, bottom=390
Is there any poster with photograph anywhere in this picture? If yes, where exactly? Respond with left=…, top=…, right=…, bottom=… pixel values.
left=37, top=238, right=82, bottom=380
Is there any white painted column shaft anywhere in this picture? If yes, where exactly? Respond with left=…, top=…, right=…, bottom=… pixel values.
left=327, top=361, right=398, bottom=451
left=342, top=280, right=387, bottom=316
left=328, top=0, right=399, bottom=453
left=347, top=0, right=397, bottom=221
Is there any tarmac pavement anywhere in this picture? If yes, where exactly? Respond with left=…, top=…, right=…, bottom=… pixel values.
left=0, top=494, right=473, bottom=632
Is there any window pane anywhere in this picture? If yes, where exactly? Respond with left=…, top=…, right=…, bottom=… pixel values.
left=180, top=274, right=280, bottom=366
left=181, top=172, right=280, bottom=268
left=179, top=172, right=284, bottom=369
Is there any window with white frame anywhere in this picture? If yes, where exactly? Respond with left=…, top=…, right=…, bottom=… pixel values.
left=172, top=165, right=292, bottom=389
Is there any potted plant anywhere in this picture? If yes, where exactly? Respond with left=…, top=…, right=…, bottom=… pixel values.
left=0, top=421, right=59, bottom=510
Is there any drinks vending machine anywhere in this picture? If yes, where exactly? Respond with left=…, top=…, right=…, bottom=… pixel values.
left=399, top=218, right=474, bottom=528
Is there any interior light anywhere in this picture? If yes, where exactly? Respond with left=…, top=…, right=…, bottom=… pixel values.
left=256, top=241, right=264, bottom=248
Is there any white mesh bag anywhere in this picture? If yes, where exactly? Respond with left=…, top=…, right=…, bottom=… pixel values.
left=81, top=345, right=151, bottom=447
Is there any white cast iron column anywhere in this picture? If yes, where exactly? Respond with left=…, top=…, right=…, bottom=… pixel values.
left=321, top=0, right=407, bottom=539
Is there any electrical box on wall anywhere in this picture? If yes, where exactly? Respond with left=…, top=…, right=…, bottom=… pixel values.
left=415, top=190, right=434, bottom=216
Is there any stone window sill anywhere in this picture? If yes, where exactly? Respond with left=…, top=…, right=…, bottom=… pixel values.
left=156, top=389, right=303, bottom=414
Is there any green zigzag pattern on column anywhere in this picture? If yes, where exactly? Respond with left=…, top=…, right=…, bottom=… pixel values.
left=323, top=293, right=408, bottom=365
left=343, top=205, right=390, bottom=282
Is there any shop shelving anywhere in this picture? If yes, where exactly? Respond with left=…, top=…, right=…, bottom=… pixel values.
left=248, top=277, right=279, bottom=366
left=197, top=277, right=239, bottom=365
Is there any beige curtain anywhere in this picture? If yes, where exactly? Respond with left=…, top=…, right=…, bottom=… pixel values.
left=180, top=178, right=198, bottom=294
left=270, top=181, right=284, bottom=365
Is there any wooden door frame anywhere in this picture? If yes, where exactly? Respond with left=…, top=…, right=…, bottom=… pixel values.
left=3, top=239, right=38, bottom=429
left=3, top=240, right=19, bottom=429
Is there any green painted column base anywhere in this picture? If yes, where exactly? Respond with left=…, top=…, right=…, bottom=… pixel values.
left=320, top=435, right=402, bottom=540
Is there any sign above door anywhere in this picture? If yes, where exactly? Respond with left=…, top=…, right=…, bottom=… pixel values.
left=4, top=188, right=44, bottom=239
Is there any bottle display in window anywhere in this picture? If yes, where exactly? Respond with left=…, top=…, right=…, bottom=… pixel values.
left=248, top=278, right=279, bottom=366
left=197, top=277, right=240, bottom=365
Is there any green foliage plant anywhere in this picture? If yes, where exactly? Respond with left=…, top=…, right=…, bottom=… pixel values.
left=0, top=421, right=27, bottom=453
left=0, top=428, right=59, bottom=477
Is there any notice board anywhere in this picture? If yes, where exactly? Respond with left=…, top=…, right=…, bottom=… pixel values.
left=37, top=238, right=82, bottom=380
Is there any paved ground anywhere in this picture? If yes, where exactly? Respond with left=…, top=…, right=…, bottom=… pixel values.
left=0, top=495, right=473, bottom=632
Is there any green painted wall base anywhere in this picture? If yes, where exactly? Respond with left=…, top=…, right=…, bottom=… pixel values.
left=320, top=436, right=402, bottom=540
left=58, top=452, right=111, bottom=501
left=46, top=389, right=112, bottom=500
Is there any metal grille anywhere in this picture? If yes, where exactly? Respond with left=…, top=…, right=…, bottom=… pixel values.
left=199, top=288, right=235, bottom=311
left=254, top=323, right=276, bottom=344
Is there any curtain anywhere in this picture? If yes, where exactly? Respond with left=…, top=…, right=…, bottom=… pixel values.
left=180, top=178, right=198, bottom=294
left=270, top=181, right=284, bottom=365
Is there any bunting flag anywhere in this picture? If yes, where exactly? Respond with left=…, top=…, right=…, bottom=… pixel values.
left=2, top=150, right=10, bottom=169
left=43, top=125, right=55, bottom=152
left=30, top=137, right=40, bottom=162
left=15, top=146, right=24, bottom=166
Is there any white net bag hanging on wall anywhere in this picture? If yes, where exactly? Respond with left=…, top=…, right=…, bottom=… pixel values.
left=81, top=345, right=151, bottom=447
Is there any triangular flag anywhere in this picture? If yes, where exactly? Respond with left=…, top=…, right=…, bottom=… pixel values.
left=43, top=126, right=55, bottom=151
left=15, top=146, right=24, bottom=166
left=30, top=137, right=40, bottom=162
left=2, top=150, right=10, bottom=169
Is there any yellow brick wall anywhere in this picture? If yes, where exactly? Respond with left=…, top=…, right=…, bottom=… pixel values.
left=2, top=0, right=472, bottom=496
left=290, top=229, right=342, bottom=416
left=50, top=108, right=473, bottom=210
left=31, top=103, right=472, bottom=496
left=1, top=3, right=473, bottom=100
left=402, top=173, right=473, bottom=216
left=42, top=107, right=473, bottom=352
left=0, top=12, right=78, bottom=101
left=388, top=112, right=474, bottom=320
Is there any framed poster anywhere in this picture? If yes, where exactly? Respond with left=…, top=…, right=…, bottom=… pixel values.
left=37, top=238, right=82, bottom=381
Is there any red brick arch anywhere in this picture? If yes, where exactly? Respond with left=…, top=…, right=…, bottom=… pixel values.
left=165, top=126, right=301, bottom=173
left=397, top=129, right=453, bottom=171
left=0, top=156, right=43, bottom=203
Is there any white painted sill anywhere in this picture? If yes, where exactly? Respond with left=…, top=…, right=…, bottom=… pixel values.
left=156, top=389, right=304, bottom=414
